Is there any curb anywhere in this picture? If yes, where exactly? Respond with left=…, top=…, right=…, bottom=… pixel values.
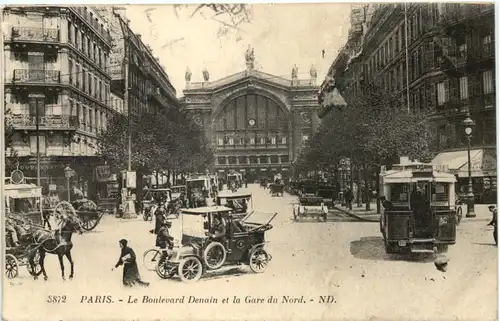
left=332, top=206, right=379, bottom=223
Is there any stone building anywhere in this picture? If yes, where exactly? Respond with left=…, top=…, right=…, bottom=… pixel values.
left=181, top=47, right=321, bottom=181
left=97, top=7, right=178, bottom=115
left=3, top=6, right=113, bottom=196
left=319, top=3, right=496, bottom=203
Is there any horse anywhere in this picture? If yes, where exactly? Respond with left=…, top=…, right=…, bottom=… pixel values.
left=28, top=215, right=84, bottom=281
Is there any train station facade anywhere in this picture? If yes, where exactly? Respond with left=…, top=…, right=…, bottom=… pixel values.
left=181, top=50, right=321, bottom=181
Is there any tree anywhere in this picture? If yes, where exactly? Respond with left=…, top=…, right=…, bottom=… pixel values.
left=173, top=4, right=252, bottom=39
left=297, top=85, right=436, bottom=211
left=97, top=108, right=213, bottom=186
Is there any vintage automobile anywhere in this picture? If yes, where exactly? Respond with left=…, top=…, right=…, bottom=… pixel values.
left=215, top=191, right=253, bottom=219
left=170, top=185, right=186, bottom=201
left=379, top=162, right=457, bottom=254
left=141, top=188, right=172, bottom=221
left=155, top=206, right=276, bottom=282
left=227, top=173, right=243, bottom=190
left=286, top=180, right=302, bottom=195
left=316, top=183, right=337, bottom=208
left=269, top=183, right=284, bottom=197
left=292, top=184, right=328, bottom=222
left=187, top=176, right=211, bottom=207
left=5, top=182, right=44, bottom=279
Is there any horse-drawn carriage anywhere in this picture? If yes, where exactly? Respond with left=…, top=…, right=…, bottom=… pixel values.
left=292, top=184, right=328, bottom=222
left=5, top=183, right=44, bottom=279
left=46, top=198, right=103, bottom=232
left=269, top=183, right=284, bottom=197
left=155, top=206, right=276, bottom=282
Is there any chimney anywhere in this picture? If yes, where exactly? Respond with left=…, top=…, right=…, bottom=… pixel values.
left=400, top=156, right=409, bottom=165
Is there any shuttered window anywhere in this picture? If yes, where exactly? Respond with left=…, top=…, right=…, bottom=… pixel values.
left=437, top=80, right=449, bottom=105
left=459, top=76, right=468, bottom=99
left=482, top=70, right=494, bottom=94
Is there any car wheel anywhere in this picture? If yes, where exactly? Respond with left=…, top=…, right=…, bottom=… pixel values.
left=249, top=247, right=269, bottom=273
left=178, top=257, right=203, bottom=283
left=203, top=242, right=227, bottom=270
left=155, top=259, right=176, bottom=279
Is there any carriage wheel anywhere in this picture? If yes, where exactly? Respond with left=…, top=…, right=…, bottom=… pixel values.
left=249, top=247, right=269, bottom=273
left=203, top=242, right=226, bottom=270
left=26, top=251, right=42, bottom=276
left=80, top=215, right=100, bottom=231
left=143, top=248, right=162, bottom=271
left=53, top=201, right=76, bottom=223
left=155, top=259, right=176, bottom=279
left=178, top=257, right=203, bottom=282
left=5, top=254, right=19, bottom=279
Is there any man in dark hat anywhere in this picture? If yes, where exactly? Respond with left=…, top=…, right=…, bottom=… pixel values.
left=157, top=220, right=175, bottom=264
left=112, top=239, right=149, bottom=287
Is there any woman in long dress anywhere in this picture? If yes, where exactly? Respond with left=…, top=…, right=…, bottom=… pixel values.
left=113, top=239, right=149, bottom=287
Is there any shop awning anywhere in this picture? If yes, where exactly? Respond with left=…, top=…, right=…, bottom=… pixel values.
left=432, top=149, right=497, bottom=178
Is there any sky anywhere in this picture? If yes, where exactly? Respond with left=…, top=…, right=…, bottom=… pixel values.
left=124, top=4, right=352, bottom=97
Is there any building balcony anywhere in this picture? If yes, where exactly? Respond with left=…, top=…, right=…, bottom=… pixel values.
left=215, top=163, right=288, bottom=168
left=70, top=7, right=112, bottom=46
left=433, top=94, right=495, bottom=117
left=8, top=114, right=78, bottom=130
left=148, top=90, right=170, bottom=108
left=12, top=69, right=60, bottom=84
left=147, top=66, right=176, bottom=99
left=216, top=144, right=288, bottom=151
left=10, top=26, right=60, bottom=43
left=438, top=4, right=493, bottom=26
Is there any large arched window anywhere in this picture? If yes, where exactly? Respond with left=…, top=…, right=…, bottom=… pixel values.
left=215, top=94, right=288, bottom=133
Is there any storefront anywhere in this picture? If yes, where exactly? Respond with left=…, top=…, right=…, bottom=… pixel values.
left=432, top=148, right=497, bottom=204
left=15, top=156, right=103, bottom=201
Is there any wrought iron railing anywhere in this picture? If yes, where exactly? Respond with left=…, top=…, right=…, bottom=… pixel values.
left=13, top=69, right=60, bottom=83
left=70, top=7, right=112, bottom=45
left=8, top=114, right=78, bottom=128
left=11, top=26, right=59, bottom=42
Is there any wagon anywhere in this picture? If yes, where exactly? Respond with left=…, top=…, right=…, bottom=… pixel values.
left=50, top=199, right=104, bottom=231
left=4, top=183, right=44, bottom=279
left=269, top=183, right=284, bottom=197
left=155, top=207, right=276, bottom=282
left=292, top=185, right=328, bottom=222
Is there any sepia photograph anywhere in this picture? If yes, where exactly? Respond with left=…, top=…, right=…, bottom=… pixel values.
left=1, top=3, right=498, bottom=321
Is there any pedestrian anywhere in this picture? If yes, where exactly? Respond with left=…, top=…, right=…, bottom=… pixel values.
left=345, top=188, right=354, bottom=210
left=112, top=239, right=149, bottom=287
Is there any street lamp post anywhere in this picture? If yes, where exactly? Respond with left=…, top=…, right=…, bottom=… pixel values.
left=64, top=165, right=72, bottom=202
left=462, top=112, right=476, bottom=218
